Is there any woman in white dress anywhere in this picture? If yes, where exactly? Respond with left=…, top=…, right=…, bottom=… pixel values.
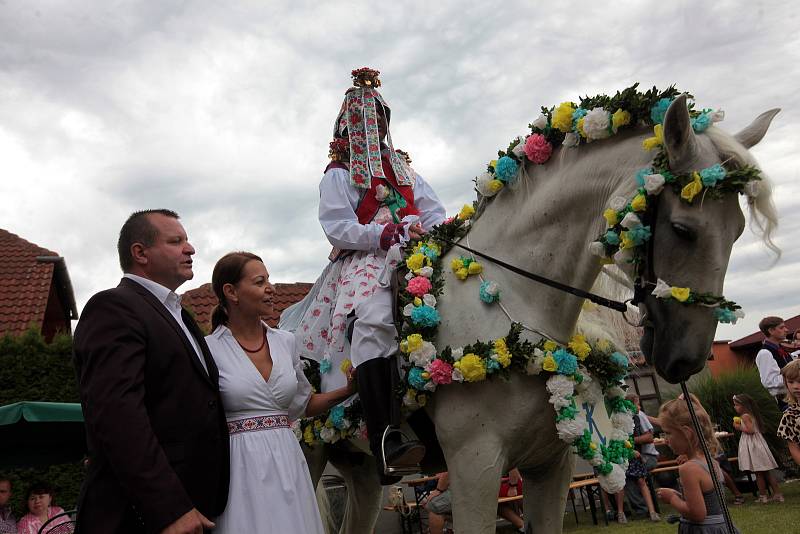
left=206, top=251, right=355, bottom=534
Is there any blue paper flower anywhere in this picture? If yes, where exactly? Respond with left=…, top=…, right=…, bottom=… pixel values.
left=604, top=230, right=621, bottom=246
left=486, top=358, right=501, bottom=373
left=650, top=98, right=673, bottom=124
left=714, top=307, right=736, bottom=324
left=699, top=164, right=726, bottom=187
left=408, top=366, right=428, bottom=390
left=553, top=348, right=578, bottom=375
left=420, top=245, right=439, bottom=260
left=411, top=305, right=440, bottom=328
left=572, top=108, right=588, bottom=126
left=610, top=352, right=629, bottom=372
left=319, top=358, right=332, bottom=374
left=329, top=405, right=347, bottom=429
left=691, top=113, right=712, bottom=133
left=627, top=225, right=652, bottom=246
left=495, top=156, right=519, bottom=184
left=479, top=281, right=500, bottom=304
left=635, top=167, right=653, bottom=187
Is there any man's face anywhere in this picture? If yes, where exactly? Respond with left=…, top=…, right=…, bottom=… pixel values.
left=0, top=481, right=10, bottom=506
left=769, top=322, right=788, bottom=341
left=140, top=214, right=195, bottom=291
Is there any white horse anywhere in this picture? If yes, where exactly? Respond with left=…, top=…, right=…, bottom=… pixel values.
left=299, top=95, right=779, bottom=534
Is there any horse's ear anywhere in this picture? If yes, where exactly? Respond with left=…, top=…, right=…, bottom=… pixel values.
left=663, top=94, right=698, bottom=170
left=735, top=108, right=780, bottom=149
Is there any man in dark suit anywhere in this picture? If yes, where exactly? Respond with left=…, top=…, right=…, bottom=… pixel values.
left=74, top=209, right=229, bottom=534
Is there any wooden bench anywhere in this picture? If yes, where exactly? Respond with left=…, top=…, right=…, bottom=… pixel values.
left=651, top=456, right=739, bottom=475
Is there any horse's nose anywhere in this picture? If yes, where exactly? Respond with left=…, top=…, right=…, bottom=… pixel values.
left=657, top=354, right=706, bottom=384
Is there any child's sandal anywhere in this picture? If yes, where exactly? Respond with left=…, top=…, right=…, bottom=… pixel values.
left=733, top=496, right=745, bottom=505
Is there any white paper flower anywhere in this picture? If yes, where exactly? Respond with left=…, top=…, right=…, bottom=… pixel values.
left=476, top=172, right=501, bottom=197
left=582, top=107, right=612, bottom=140
left=643, top=173, right=666, bottom=195
left=599, top=464, right=627, bottom=494
left=609, top=428, right=631, bottom=442
left=651, top=278, right=673, bottom=299
left=451, top=347, right=464, bottom=361
left=403, top=303, right=415, bottom=317
left=563, top=132, right=580, bottom=147
left=576, top=373, right=604, bottom=406
left=710, top=110, right=725, bottom=123
left=423, top=380, right=437, bottom=392
left=556, top=416, right=587, bottom=443
left=589, top=450, right=604, bottom=466
left=526, top=355, right=543, bottom=376
left=512, top=138, right=527, bottom=158
left=744, top=181, right=760, bottom=198
left=611, top=411, right=635, bottom=435
left=409, top=341, right=437, bottom=367
left=451, top=368, right=464, bottom=382
left=620, top=212, right=642, bottom=230
left=405, top=271, right=415, bottom=281
left=608, top=196, right=628, bottom=212
left=605, top=385, right=626, bottom=400
left=403, top=390, right=421, bottom=410
left=547, top=374, right=575, bottom=408
left=613, top=248, right=634, bottom=266
left=375, top=184, right=390, bottom=202
left=588, top=241, right=607, bottom=258
left=734, top=309, right=745, bottom=320
left=532, top=114, right=548, bottom=130
left=423, top=293, right=437, bottom=307
left=418, top=266, right=434, bottom=278
left=320, top=426, right=339, bottom=443
left=292, top=422, right=302, bottom=440
left=482, top=281, right=500, bottom=296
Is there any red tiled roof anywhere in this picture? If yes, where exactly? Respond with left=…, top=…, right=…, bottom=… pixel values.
left=729, top=314, right=800, bottom=350
left=182, top=282, right=313, bottom=332
left=0, top=228, right=59, bottom=337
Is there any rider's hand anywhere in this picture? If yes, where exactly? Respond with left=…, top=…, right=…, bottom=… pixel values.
left=408, top=222, right=426, bottom=240
left=160, top=509, right=214, bottom=534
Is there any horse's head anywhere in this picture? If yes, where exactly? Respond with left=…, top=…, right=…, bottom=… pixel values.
left=640, top=95, right=779, bottom=383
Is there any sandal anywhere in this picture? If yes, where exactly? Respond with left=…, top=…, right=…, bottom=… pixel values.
left=733, top=495, right=745, bottom=505
left=756, top=495, right=770, bottom=504
left=772, top=494, right=784, bottom=503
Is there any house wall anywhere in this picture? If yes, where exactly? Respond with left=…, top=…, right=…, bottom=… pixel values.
left=41, top=280, right=70, bottom=340
left=709, top=340, right=751, bottom=376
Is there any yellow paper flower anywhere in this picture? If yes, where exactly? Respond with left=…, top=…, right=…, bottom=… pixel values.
left=488, top=179, right=504, bottom=193
left=733, top=416, right=742, bottom=424
left=631, top=193, right=647, bottom=212
left=568, top=334, right=592, bottom=361
left=303, top=425, right=316, bottom=445
left=467, top=262, right=483, bottom=275
left=405, top=334, right=423, bottom=353
left=340, top=358, right=352, bottom=374
left=603, top=208, right=619, bottom=227
left=455, top=268, right=468, bottom=280
left=542, top=355, right=558, bottom=372
left=325, top=419, right=334, bottom=428
left=418, top=394, right=427, bottom=407
left=576, top=117, right=587, bottom=138
left=413, top=297, right=422, bottom=307
left=494, top=338, right=512, bottom=367
left=642, top=124, right=664, bottom=151
left=625, top=440, right=633, bottom=449
left=454, top=353, right=487, bottom=382
left=552, top=102, right=576, bottom=133
left=421, top=371, right=430, bottom=380
left=670, top=287, right=691, bottom=302
left=458, top=204, right=476, bottom=220
left=543, top=340, right=558, bottom=352
left=489, top=159, right=497, bottom=169
left=611, top=109, right=631, bottom=132
left=620, top=232, right=635, bottom=250
left=451, top=258, right=464, bottom=272
left=406, top=253, right=425, bottom=272
left=314, top=420, right=323, bottom=429
left=681, top=173, right=703, bottom=203
left=590, top=442, right=598, bottom=450
left=596, top=339, right=611, bottom=352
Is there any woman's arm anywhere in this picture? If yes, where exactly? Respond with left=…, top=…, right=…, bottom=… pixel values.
left=305, top=384, right=355, bottom=417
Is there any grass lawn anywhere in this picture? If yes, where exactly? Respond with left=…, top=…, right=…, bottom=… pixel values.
left=556, top=478, right=800, bottom=534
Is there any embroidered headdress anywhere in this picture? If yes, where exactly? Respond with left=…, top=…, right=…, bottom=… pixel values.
left=331, top=67, right=415, bottom=189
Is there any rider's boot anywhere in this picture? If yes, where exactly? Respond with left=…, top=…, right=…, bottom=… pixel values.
left=356, top=357, right=426, bottom=485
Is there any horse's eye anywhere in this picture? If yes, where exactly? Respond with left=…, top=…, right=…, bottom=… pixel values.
left=671, top=222, right=696, bottom=241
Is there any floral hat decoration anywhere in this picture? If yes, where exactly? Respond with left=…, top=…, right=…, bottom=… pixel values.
left=331, top=67, right=415, bottom=189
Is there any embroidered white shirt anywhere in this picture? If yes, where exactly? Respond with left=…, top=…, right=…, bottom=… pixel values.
left=124, top=273, right=207, bottom=373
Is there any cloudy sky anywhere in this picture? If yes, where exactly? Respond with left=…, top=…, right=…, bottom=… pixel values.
left=1, top=0, right=797, bottom=342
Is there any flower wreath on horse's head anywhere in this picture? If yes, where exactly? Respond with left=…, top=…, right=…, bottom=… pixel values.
left=330, top=67, right=415, bottom=190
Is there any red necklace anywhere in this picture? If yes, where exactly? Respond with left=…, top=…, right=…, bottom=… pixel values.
left=236, top=326, right=267, bottom=353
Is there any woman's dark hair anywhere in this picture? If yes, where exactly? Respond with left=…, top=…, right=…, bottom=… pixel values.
left=211, top=251, right=263, bottom=330
left=26, top=481, right=53, bottom=500
left=732, top=394, right=766, bottom=432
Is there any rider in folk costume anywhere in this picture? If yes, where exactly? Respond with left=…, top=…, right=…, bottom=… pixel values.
left=291, top=68, right=446, bottom=483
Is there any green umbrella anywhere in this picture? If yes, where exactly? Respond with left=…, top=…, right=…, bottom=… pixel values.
left=0, top=402, right=86, bottom=468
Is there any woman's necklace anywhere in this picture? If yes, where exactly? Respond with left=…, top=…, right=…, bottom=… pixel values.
left=236, top=325, right=267, bottom=353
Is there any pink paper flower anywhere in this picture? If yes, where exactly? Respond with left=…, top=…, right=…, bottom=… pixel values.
left=406, top=276, right=433, bottom=297
left=524, top=133, right=553, bottom=164
left=427, top=359, right=453, bottom=385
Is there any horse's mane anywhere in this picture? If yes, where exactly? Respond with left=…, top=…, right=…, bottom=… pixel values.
left=704, top=125, right=781, bottom=259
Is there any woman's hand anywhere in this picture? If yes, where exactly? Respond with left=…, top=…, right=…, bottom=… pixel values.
left=345, top=366, right=357, bottom=395
left=408, top=222, right=426, bottom=240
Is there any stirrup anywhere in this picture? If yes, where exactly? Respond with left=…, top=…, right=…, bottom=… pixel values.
left=381, top=426, right=423, bottom=476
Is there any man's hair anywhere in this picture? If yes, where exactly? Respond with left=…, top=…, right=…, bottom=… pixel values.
left=117, top=209, right=179, bottom=271
left=0, top=476, right=9, bottom=485
left=759, top=316, right=784, bottom=336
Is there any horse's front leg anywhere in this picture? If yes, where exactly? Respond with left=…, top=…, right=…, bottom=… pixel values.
left=446, top=436, right=506, bottom=534
left=329, top=449, right=382, bottom=534
left=520, top=444, right=574, bottom=534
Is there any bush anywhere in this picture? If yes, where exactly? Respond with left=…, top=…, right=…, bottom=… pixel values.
left=688, top=366, right=785, bottom=460
left=0, top=327, right=84, bottom=513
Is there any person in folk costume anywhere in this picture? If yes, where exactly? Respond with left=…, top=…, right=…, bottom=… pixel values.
left=288, top=68, right=446, bottom=483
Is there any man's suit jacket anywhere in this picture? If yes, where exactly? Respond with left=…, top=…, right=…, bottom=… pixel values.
left=73, top=277, right=230, bottom=533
